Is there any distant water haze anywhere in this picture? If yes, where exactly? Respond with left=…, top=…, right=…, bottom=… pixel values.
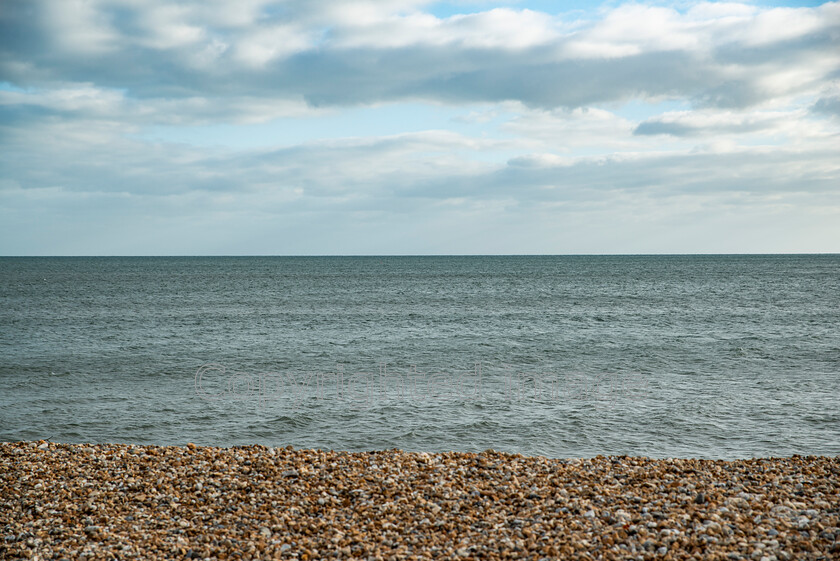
left=1, top=255, right=838, bottom=459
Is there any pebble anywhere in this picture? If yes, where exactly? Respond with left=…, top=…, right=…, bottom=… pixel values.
left=0, top=442, right=837, bottom=560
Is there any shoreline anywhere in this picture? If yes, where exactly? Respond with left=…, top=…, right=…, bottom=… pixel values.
left=2, top=441, right=838, bottom=560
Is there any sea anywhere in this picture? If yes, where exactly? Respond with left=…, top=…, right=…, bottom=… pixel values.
left=1, top=255, right=838, bottom=460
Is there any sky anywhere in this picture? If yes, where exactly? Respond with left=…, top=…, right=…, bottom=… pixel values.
left=0, top=0, right=838, bottom=255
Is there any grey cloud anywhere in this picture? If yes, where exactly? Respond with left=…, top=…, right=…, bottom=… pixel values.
left=633, top=121, right=696, bottom=136
left=712, top=27, right=840, bottom=68
left=812, top=95, right=840, bottom=116
left=632, top=117, right=774, bottom=137
left=267, top=47, right=712, bottom=108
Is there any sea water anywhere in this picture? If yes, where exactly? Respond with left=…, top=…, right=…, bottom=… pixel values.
left=1, top=255, right=838, bottom=459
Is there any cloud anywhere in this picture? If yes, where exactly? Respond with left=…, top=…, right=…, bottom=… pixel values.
left=633, top=109, right=788, bottom=137
left=502, top=105, right=637, bottom=150
left=2, top=1, right=838, bottom=112
left=4, top=107, right=835, bottom=208
left=812, top=95, right=840, bottom=116
left=3, top=120, right=837, bottom=254
left=1, top=1, right=839, bottom=254
left=0, top=84, right=324, bottom=125
left=328, top=8, right=560, bottom=50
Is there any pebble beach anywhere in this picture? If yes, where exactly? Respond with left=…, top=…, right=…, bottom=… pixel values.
left=2, top=442, right=838, bottom=561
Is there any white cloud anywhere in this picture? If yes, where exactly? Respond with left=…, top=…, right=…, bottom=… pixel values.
left=503, top=105, right=639, bottom=152
left=738, top=5, right=828, bottom=46
left=685, top=2, right=758, bottom=20
left=132, top=3, right=207, bottom=50
left=0, top=83, right=325, bottom=125
left=325, top=8, right=559, bottom=50
left=232, top=24, right=317, bottom=66
left=43, top=0, right=120, bottom=55
left=564, top=5, right=699, bottom=58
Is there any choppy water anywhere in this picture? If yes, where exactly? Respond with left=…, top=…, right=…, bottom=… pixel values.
left=1, top=255, right=838, bottom=459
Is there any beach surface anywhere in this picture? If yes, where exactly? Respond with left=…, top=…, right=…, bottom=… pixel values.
left=2, top=442, right=838, bottom=560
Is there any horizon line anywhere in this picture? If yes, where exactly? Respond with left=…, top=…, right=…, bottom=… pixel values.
left=2, top=252, right=839, bottom=258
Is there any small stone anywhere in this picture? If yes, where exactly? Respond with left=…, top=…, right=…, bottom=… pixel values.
left=2, top=442, right=838, bottom=561
left=706, top=522, right=722, bottom=535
